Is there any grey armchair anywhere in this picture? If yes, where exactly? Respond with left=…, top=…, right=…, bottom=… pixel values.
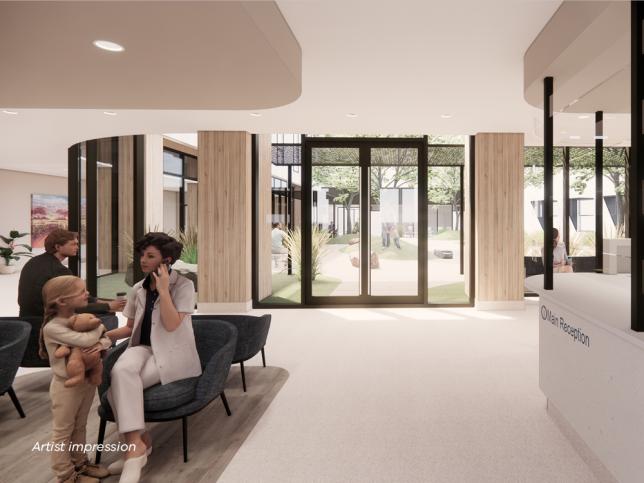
left=95, top=318, right=238, bottom=463
left=0, top=320, right=31, bottom=418
left=193, top=314, right=271, bottom=392
left=2, top=314, right=118, bottom=367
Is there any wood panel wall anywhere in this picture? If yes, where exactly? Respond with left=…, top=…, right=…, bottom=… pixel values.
left=258, top=134, right=273, bottom=300
left=97, top=163, right=112, bottom=270
left=474, top=133, right=524, bottom=303
left=197, top=131, right=252, bottom=307
left=97, top=139, right=112, bottom=271
left=118, top=136, right=134, bottom=272
left=185, top=156, right=198, bottom=179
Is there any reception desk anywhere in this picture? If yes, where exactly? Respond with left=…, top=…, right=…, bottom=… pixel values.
left=526, top=273, right=644, bottom=483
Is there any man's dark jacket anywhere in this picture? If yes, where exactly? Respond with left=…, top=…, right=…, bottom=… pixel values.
left=18, top=252, right=109, bottom=317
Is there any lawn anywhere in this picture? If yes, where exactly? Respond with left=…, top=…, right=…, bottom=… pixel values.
left=429, top=229, right=460, bottom=240
left=260, top=272, right=342, bottom=304
left=428, top=282, right=469, bottom=304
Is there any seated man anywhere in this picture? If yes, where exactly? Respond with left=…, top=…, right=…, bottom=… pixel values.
left=18, top=229, right=126, bottom=317
left=271, top=223, right=288, bottom=255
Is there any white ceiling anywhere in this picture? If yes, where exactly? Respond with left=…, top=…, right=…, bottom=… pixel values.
left=0, top=0, right=631, bottom=177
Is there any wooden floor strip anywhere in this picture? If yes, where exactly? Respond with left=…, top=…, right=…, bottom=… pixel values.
left=0, top=366, right=288, bottom=483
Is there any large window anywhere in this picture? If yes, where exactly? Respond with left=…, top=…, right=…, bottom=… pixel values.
left=254, top=135, right=473, bottom=307
left=162, top=148, right=198, bottom=234
left=568, top=147, right=596, bottom=256
left=162, top=147, right=198, bottom=294
left=370, top=148, right=419, bottom=297
left=72, top=137, right=200, bottom=300
left=603, top=147, right=628, bottom=239
left=71, top=137, right=137, bottom=299
left=427, top=145, right=467, bottom=304
left=523, top=145, right=630, bottom=284
left=256, top=134, right=302, bottom=305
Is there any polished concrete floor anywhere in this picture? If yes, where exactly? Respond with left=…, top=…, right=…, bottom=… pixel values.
left=215, top=304, right=598, bottom=483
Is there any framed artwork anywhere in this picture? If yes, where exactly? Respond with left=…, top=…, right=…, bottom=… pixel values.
left=31, top=194, right=68, bottom=248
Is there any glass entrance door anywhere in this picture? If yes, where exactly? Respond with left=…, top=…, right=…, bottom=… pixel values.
left=304, top=138, right=425, bottom=304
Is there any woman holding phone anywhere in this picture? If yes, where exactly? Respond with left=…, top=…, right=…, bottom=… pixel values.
left=105, top=232, right=201, bottom=483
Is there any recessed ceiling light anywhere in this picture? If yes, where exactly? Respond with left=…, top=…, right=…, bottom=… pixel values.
left=440, top=114, right=452, bottom=119
left=346, top=113, right=358, bottom=118
left=560, top=130, right=568, bottom=134
left=594, top=135, right=608, bottom=140
left=103, top=111, right=117, bottom=116
left=250, top=112, right=262, bottom=117
left=578, top=115, right=590, bottom=119
left=2, top=110, right=18, bottom=115
left=569, top=135, right=581, bottom=140
left=93, top=40, right=125, bottom=52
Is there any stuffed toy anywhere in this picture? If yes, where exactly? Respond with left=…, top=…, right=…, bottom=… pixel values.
left=54, top=313, right=106, bottom=388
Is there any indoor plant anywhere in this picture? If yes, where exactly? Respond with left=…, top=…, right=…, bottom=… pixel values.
left=0, top=230, right=33, bottom=274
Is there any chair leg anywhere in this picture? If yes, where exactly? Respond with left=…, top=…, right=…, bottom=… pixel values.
left=261, top=347, right=267, bottom=367
left=7, top=387, right=25, bottom=418
left=95, top=417, right=107, bottom=464
left=240, top=361, right=247, bottom=392
left=182, top=416, right=188, bottom=463
left=220, top=391, right=232, bottom=416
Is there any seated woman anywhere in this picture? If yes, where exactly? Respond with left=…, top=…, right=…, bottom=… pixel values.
left=552, top=228, right=573, bottom=273
left=105, top=232, right=201, bottom=483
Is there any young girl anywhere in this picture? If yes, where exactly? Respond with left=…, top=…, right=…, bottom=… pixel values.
left=40, top=275, right=112, bottom=483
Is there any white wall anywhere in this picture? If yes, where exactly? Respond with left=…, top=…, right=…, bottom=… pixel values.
left=0, top=168, right=67, bottom=266
left=163, top=190, right=180, bottom=233
left=145, top=134, right=164, bottom=230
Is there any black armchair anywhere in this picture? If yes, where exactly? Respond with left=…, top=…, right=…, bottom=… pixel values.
left=95, top=318, right=238, bottom=463
left=0, top=320, right=31, bottom=418
left=2, top=314, right=119, bottom=367
left=193, top=314, right=271, bottom=392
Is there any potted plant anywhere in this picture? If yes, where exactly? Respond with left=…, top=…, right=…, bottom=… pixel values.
left=0, top=230, right=33, bottom=274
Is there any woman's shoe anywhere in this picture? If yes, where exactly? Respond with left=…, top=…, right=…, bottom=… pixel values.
left=108, top=446, right=152, bottom=475
left=118, top=453, right=147, bottom=483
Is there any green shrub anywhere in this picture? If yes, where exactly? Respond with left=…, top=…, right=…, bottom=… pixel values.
left=282, top=226, right=330, bottom=281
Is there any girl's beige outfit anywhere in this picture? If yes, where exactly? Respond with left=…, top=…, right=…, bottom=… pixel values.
left=43, top=316, right=112, bottom=481
left=107, top=270, right=201, bottom=434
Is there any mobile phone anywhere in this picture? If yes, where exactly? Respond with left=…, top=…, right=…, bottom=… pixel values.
left=156, top=259, right=172, bottom=274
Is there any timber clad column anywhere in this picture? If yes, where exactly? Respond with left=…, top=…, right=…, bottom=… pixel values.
left=474, top=133, right=524, bottom=310
left=118, top=136, right=134, bottom=273
left=198, top=131, right=253, bottom=312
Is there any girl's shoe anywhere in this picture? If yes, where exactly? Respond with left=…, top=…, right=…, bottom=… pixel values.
left=78, top=462, right=110, bottom=478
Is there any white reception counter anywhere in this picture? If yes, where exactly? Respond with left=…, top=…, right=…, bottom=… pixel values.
left=526, top=273, right=644, bottom=483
